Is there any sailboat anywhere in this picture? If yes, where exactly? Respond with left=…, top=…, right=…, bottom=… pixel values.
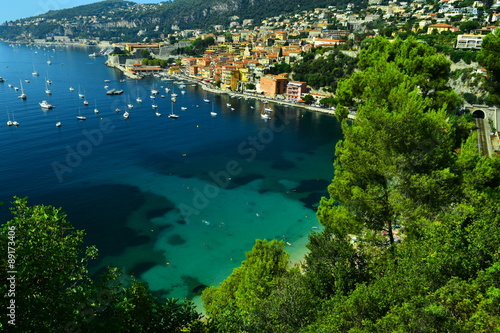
left=55, top=109, right=61, bottom=127
left=77, top=108, right=86, bottom=120
left=94, top=100, right=99, bottom=114
left=127, top=96, right=134, bottom=109
left=11, top=111, right=19, bottom=126
left=6, top=112, right=12, bottom=126
left=123, top=110, right=130, bottom=119
left=168, top=100, right=179, bottom=119
left=210, top=101, right=217, bottom=116
left=78, top=86, right=84, bottom=98
left=45, top=78, right=52, bottom=95
left=32, top=63, right=39, bottom=76
left=18, top=80, right=27, bottom=100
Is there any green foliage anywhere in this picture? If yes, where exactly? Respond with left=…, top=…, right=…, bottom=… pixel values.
left=478, top=32, right=500, bottom=99
left=0, top=197, right=202, bottom=331
left=264, top=62, right=292, bottom=75
left=292, top=49, right=358, bottom=91
left=202, top=239, right=289, bottom=330
left=337, top=36, right=460, bottom=114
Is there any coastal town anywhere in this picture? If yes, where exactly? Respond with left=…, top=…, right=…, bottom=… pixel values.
left=2, top=0, right=499, bottom=107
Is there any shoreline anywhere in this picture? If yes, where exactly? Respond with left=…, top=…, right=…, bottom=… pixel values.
left=173, top=73, right=346, bottom=117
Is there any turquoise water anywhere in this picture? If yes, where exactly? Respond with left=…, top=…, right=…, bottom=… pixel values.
left=0, top=43, right=342, bottom=308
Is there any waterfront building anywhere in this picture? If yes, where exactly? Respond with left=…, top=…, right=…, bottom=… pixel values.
left=259, top=74, right=288, bottom=97
left=287, top=81, right=308, bottom=102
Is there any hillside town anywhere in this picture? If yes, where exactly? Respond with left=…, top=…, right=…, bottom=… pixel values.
left=5, top=0, right=500, bottom=103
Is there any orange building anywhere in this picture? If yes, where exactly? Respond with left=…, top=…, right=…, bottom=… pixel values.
left=259, top=74, right=288, bottom=97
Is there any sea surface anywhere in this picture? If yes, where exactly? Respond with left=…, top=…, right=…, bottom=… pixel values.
left=0, top=43, right=342, bottom=308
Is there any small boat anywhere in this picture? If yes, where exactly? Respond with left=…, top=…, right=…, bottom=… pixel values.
left=260, top=113, right=271, bottom=120
left=12, top=111, right=19, bottom=126
left=115, top=108, right=121, bottom=113
left=69, top=86, right=74, bottom=91
left=181, top=90, right=186, bottom=95
left=8, top=84, right=13, bottom=88
left=136, top=97, right=142, bottom=103
left=47, top=60, right=52, bottom=65
left=210, top=112, right=217, bottom=116
left=14, top=86, right=19, bottom=91
left=168, top=102, right=179, bottom=119
left=18, top=80, right=26, bottom=100
left=104, top=79, right=111, bottom=83
left=123, top=111, right=130, bottom=119
left=106, top=89, right=123, bottom=95
left=56, top=121, right=61, bottom=127
left=77, top=108, right=86, bottom=120
left=203, top=98, right=210, bottom=103
left=264, top=107, right=273, bottom=113
left=6, top=112, right=12, bottom=126
left=83, top=100, right=89, bottom=106
left=152, top=104, right=158, bottom=109
left=171, top=97, right=176, bottom=103
left=151, top=89, right=159, bottom=95
left=127, top=103, right=134, bottom=109
left=32, top=64, right=39, bottom=76
left=39, top=100, right=53, bottom=109
left=227, top=103, right=231, bottom=107
left=24, top=79, right=30, bottom=83
left=181, top=107, right=187, bottom=111
left=155, top=112, right=162, bottom=116
left=161, top=95, right=165, bottom=98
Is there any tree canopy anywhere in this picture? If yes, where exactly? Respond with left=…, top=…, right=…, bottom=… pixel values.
left=0, top=197, right=202, bottom=331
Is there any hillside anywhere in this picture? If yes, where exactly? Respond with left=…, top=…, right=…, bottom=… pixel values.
left=0, top=0, right=360, bottom=41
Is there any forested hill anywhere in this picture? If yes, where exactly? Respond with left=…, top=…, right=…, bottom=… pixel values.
left=0, top=0, right=362, bottom=41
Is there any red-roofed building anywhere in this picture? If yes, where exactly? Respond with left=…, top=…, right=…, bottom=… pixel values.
left=427, top=23, right=455, bottom=34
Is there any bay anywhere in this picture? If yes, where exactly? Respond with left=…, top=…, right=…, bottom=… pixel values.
left=0, top=42, right=342, bottom=308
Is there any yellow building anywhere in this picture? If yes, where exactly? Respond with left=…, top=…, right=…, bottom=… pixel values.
left=168, top=66, right=181, bottom=74
left=125, top=43, right=160, bottom=53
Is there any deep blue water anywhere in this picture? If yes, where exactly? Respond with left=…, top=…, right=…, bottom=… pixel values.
left=0, top=42, right=342, bottom=307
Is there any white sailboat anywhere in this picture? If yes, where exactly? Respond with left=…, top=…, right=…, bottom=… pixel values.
left=55, top=109, right=61, bottom=127
left=18, top=80, right=27, bottom=100
left=123, top=110, right=130, bottom=119
left=94, top=100, right=99, bottom=114
left=77, top=108, right=86, bottom=120
left=6, top=112, right=12, bottom=126
left=32, top=63, right=39, bottom=76
left=168, top=101, right=179, bottom=119
left=210, top=103, right=217, bottom=116
left=45, top=78, right=52, bottom=95
left=78, top=86, right=84, bottom=98
left=11, top=111, right=19, bottom=126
